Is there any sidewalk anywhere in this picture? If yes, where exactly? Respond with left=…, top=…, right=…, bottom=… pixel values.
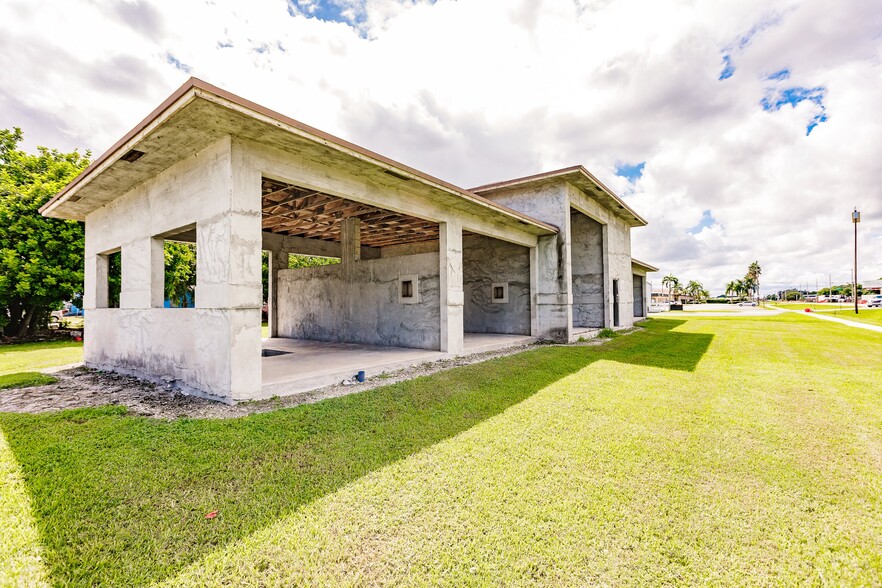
left=784, top=308, right=882, bottom=334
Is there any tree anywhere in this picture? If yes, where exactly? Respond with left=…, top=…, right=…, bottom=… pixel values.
left=725, top=280, right=738, bottom=300
left=164, top=242, right=197, bottom=307
left=662, top=274, right=680, bottom=302
left=685, top=280, right=706, bottom=302
left=745, top=261, right=762, bottom=300
left=0, top=128, right=90, bottom=337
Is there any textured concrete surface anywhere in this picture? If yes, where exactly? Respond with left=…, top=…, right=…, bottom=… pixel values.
left=463, top=234, right=531, bottom=335
left=480, top=182, right=573, bottom=341
left=259, top=333, right=536, bottom=399
left=83, top=137, right=263, bottom=402
left=571, top=211, right=605, bottom=328
left=277, top=252, right=441, bottom=350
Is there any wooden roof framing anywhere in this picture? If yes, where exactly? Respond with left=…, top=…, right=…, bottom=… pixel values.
left=261, top=177, right=440, bottom=248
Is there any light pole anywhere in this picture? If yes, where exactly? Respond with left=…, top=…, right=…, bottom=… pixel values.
left=853, top=208, right=860, bottom=314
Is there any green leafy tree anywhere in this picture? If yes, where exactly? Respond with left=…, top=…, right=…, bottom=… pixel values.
left=0, top=128, right=90, bottom=337
left=164, top=242, right=197, bottom=307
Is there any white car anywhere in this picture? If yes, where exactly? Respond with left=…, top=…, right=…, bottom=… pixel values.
left=737, top=301, right=757, bottom=307
left=867, top=296, right=882, bottom=308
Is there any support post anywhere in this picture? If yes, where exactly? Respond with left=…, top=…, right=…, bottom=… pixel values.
left=439, top=220, right=464, bottom=354
left=268, top=248, right=288, bottom=337
left=341, top=217, right=361, bottom=265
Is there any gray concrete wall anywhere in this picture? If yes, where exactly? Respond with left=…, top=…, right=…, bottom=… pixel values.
left=83, top=136, right=263, bottom=402
left=277, top=252, right=441, bottom=349
left=570, top=211, right=605, bottom=328
left=566, top=183, right=635, bottom=328
left=480, top=183, right=572, bottom=341
left=462, top=234, right=531, bottom=335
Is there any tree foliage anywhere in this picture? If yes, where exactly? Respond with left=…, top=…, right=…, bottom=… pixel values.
left=164, top=242, right=197, bottom=308
left=0, top=128, right=90, bottom=337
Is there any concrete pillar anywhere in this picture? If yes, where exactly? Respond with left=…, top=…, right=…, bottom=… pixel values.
left=120, top=237, right=164, bottom=309
left=602, top=224, right=611, bottom=328
left=533, top=231, right=572, bottom=342
left=84, top=254, right=109, bottom=309
left=268, top=248, right=288, bottom=337
left=439, top=220, right=464, bottom=354
left=341, top=217, right=361, bottom=264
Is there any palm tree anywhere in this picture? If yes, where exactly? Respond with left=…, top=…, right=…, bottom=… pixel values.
left=685, top=280, right=705, bottom=303
left=725, top=280, right=738, bottom=302
left=662, top=274, right=680, bottom=302
left=746, top=261, right=762, bottom=301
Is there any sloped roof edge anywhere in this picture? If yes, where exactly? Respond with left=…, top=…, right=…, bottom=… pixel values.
left=631, top=258, right=660, bottom=272
left=470, top=165, right=648, bottom=227
left=41, top=78, right=557, bottom=235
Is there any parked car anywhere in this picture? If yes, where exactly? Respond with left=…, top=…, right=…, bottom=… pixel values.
left=738, top=301, right=757, bottom=307
left=867, top=295, right=882, bottom=308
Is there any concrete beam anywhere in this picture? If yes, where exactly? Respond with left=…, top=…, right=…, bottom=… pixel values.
left=439, top=220, right=464, bottom=354
left=244, top=140, right=542, bottom=250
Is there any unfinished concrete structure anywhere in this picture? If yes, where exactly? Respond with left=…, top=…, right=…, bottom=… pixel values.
left=42, top=78, right=653, bottom=402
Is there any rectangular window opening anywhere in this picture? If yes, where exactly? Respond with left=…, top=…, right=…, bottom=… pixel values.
left=399, top=274, right=419, bottom=304
left=106, top=251, right=121, bottom=308
left=163, top=239, right=197, bottom=308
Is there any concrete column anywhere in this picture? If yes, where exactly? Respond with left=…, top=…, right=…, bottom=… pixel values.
left=439, top=220, right=464, bottom=354
left=84, top=254, right=108, bottom=309
left=340, top=217, right=361, bottom=264
left=150, top=238, right=165, bottom=308
left=121, top=237, right=164, bottom=309
left=268, top=248, right=288, bottom=337
left=602, top=224, right=611, bottom=328
left=533, top=232, right=572, bottom=342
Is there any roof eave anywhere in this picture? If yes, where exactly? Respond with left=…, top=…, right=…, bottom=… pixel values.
left=41, top=78, right=558, bottom=237
left=471, top=165, right=648, bottom=228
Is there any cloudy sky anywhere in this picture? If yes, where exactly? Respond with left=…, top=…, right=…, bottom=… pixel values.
left=2, top=0, right=880, bottom=294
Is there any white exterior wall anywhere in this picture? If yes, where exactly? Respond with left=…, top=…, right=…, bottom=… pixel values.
left=83, top=136, right=263, bottom=402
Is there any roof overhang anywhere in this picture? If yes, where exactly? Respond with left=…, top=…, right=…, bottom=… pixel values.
left=41, top=78, right=557, bottom=238
left=470, top=165, right=648, bottom=227
left=631, top=258, right=659, bottom=273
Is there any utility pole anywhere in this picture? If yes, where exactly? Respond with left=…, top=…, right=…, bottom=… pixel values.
left=853, top=208, right=860, bottom=314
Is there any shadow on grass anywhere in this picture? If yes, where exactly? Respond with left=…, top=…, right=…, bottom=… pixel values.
left=0, top=318, right=710, bottom=587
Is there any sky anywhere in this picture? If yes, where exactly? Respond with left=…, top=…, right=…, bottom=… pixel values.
left=2, top=0, right=881, bottom=295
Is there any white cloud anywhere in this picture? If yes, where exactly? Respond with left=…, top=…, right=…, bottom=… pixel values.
left=1, top=0, right=880, bottom=293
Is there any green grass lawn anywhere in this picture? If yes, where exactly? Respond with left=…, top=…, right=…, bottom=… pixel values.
left=2, top=315, right=881, bottom=586
left=0, top=340, right=84, bottom=376
left=0, top=372, right=58, bottom=390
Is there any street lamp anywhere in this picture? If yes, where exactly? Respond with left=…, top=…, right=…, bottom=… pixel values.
left=853, top=208, right=860, bottom=314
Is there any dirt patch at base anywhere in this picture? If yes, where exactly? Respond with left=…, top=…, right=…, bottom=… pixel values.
left=0, top=340, right=599, bottom=419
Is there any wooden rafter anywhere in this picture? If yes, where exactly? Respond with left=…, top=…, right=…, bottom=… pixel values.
left=261, top=177, right=439, bottom=247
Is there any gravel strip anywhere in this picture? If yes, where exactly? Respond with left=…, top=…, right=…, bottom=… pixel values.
left=1, top=340, right=595, bottom=419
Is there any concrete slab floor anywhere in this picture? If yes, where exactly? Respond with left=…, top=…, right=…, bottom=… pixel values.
left=259, top=333, right=535, bottom=400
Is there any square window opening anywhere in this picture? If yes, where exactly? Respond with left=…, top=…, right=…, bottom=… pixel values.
left=491, top=282, right=509, bottom=304
left=399, top=274, right=420, bottom=304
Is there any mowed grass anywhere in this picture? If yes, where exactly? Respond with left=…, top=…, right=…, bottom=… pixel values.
left=0, top=340, right=83, bottom=376
left=1, top=315, right=881, bottom=586
left=0, top=372, right=57, bottom=390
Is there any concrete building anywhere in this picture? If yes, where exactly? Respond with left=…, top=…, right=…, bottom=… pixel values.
left=42, top=78, right=654, bottom=403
